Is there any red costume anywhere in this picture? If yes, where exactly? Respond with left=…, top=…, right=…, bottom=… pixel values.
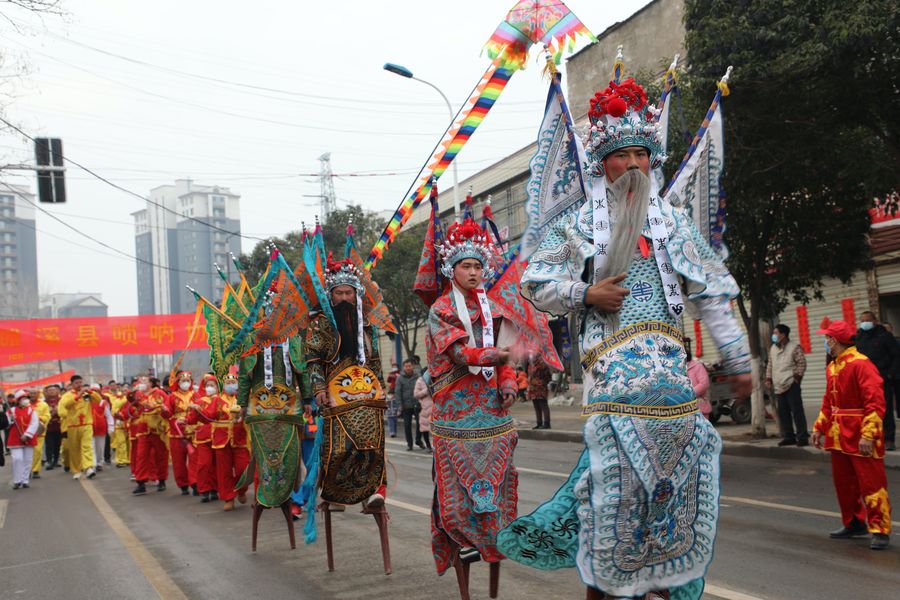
left=210, top=382, right=250, bottom=507
left=186, top=375, right=218, bottom=496
left=166, top=372, right=198, bottom=491
left=128, top=386, right=170, bottom=484
left=814, top=320, right=892, bottom=536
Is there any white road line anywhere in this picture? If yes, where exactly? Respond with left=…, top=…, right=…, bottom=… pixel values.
left=704, top=583, right=766, bottom=600
left=0, top=499, right=7, bottom=529
left=385, top=497, right=768, bottom=600
left=721, top=495, right=900, bottom=528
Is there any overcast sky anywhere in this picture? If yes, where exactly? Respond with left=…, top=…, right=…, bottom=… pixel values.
left=0, top=0, right=652, bottom=316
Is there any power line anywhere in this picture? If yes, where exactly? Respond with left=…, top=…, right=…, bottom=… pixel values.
left=0, top=182, right=217, bottom=276
left=0, top=115, right=263, bottom=242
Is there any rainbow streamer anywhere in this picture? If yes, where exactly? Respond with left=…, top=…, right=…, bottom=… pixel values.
left=366, top=63, right=513, bottom=268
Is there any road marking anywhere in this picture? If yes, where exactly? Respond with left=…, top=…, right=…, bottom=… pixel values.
left=0, top=499, right=7, bottom=529
left=80, top=480, right=189, bottom=600
left=385, top=497, right=767, bottom=600
left=0, top=552, right=99, bottom=571
left=704, top=583, right=766, bottom=600
left=386, top=497, right=430, bottom=516
left=721, top=495, right=900, bottom=528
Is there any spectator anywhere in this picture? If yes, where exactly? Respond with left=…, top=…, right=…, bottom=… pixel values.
left=7, top=390, right=40, bottom=489
left=42, top=384, right=63, bottom=470
left=528, top=355, right=553, bottom=429
left=395, top=359, right=423, bottom=450
left=685, top=341, right=712, bottom=419
left=856, top=311, right=900, bottom=451
left=766, top=324, right=809, bottom=446
left=385, top=364, right=400, bottom=438
left=516, top=367, right=528, bottom=402
left=3, top=392, right=13, bottom=455
left=0, top=400, right=8, bottom=467
left=413, top=371, right=433, bottom=453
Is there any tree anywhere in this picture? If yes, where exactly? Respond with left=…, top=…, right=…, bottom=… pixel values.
left=370, top=223, right=430, bottom=359
left=683, top=0, right=897, bottom=436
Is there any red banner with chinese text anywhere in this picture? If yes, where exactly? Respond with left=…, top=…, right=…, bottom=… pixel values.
left=1, top=370, right=76, bottom=392
left=0, top=314, right=208, bottom=367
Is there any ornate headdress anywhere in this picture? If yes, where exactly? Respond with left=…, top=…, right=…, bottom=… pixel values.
left=583, top=77, right=666, bottom=175
left=325, top=255, right=363, bottom=292
left=437, top=218, right=498, bottom=279
left=223, top=365, right=239, bottom=383
left=177, top=371, right=193, bottom=382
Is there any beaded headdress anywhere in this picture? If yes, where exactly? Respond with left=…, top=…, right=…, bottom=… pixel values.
left=437, top=218, right=498, bottom=279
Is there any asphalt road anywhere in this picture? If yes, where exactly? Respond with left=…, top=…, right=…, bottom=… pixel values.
left=1, top=438, right=899, bottom=600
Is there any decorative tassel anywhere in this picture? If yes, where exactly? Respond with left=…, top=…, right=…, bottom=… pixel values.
left=301, top=415, right=324, bottom=544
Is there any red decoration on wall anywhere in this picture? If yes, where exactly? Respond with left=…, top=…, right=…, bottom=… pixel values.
left=796, top=306, right=811, bottom=353
left=841, top=298, right=857, bottom=330
left=693, top=320, right=703, bottom=358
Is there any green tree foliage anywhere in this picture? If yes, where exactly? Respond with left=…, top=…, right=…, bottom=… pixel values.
left=683, top=0, right=898, bottom=434
left=371, top=223, right=429, bottom=359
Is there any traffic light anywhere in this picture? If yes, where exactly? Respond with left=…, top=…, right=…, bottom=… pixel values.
left=34, top=137, right=66, bottom=203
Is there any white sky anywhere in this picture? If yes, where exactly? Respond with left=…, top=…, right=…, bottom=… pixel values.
left=0, top=0, right=652, bottom=315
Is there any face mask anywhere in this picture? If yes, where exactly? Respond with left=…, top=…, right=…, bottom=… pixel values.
left=19, top=399, right=30, bottom=408
left=178, top=381, right=191, bottom=391
left=771, top=334, right=779, bottom=344
left=136, top=383, right=148, bottom=392
left=224, top=383, right=238, bottom=395
left=824, top=339, right=834, bottom=356
left=860, top=321, right=875, bottom=331
left=204, top=385, right=217, bottom=396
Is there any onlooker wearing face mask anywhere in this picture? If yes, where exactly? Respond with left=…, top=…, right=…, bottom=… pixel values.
left=766, top=324, right=809, bottom=446
left=855, top=312, right=900, bottom=451
left=7, top=390, right=40, bottom=489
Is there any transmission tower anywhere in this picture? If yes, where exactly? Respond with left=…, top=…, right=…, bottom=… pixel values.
left=318, top=152, right=337, bottom=221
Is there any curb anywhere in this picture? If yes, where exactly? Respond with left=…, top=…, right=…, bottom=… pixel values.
left=517, top=427, right=900, bottom=471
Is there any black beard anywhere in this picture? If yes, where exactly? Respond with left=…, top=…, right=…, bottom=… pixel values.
left=332, top=300, right=359, bottom=359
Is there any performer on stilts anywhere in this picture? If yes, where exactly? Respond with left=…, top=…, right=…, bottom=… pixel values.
left=496, top=76, right=751, bottom=600
left=420, top=217, right=519, bottom=599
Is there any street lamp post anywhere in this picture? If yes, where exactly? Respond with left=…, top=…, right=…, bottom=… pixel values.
left=384, top=62, right=461, bottom=219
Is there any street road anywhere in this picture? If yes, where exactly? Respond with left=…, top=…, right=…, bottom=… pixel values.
left=1, top=438, right=899, bottom=600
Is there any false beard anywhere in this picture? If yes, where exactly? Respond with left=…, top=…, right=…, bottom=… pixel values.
left=333, top=300, right=359, bottom=360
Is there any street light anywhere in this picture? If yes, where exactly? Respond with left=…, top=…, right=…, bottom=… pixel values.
left=384, top=62, right=461, bottom=219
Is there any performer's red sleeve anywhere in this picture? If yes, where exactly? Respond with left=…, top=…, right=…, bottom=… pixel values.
left=813, top=368, right=834, bottom=435
left=497, top=364, right=517, bottom=397
left=858, top=360, right=885, bottom=441
left=450, top=342, right=501, bottom=367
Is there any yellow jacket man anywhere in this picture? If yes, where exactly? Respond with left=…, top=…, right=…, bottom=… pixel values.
left=57, top=374, right=102, bottom=479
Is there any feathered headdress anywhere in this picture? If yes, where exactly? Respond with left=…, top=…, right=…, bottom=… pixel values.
left=437, top=218, right=498, bottom=279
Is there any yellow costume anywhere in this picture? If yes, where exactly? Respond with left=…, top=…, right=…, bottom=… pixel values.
left=110, top=392, right=130, bottom=465
left=31, top=398, right=51, bottom=474
left=57, top=389, right=102, bottom=473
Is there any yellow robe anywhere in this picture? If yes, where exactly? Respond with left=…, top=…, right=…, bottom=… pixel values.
left=58, top=390, right=101, bottom=472
left=31, top=399, right=51, bottom=473
left=110, top=393, right=130, bottom=465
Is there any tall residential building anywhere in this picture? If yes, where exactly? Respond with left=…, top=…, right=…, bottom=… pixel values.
left=131, top=179, right=241, bottom=379
left=0, top=183, right=39, bottom=318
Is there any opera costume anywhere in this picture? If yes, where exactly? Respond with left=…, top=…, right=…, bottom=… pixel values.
left=166, top=371, right=198, bottom=494
left=496, top=78, right=750, bottom=600
left=57, top=383, right=103, bottom=479
left=306, top=258, right=389, bottom=509
left=421, top=219, right=519, bottom=579
left=814, top=319, right=892, bottom=548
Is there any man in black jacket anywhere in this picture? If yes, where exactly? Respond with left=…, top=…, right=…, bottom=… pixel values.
left=394, top=359, right=423, bottom=451
left=856, top=311, right=900, bottom=450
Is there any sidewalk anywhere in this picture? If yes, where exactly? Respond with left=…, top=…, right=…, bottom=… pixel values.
left=512, top=394, right=900, bottom=471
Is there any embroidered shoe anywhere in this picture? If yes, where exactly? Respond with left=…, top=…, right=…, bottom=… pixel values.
left=458, top=547, right=481, bottom=564
left=365, top=493, right=385, bottom=509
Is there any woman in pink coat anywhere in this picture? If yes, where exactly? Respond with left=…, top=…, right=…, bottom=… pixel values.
left=686, top=344, right=712, bottom=419
left=413, top=373, right=433, bottom=453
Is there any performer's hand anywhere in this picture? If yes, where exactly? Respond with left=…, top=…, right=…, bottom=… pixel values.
left=315, top=391, right=331, bottom=408
left=304, top=404, right=312, bottom=418
left=859, top=437, right=875, bottom=456
left=764, top=378, right=773, bottom=389
left=728, top=373, right=752, bottom=398
left=585, top=274, right=629, bottom=313
left=811, top=430, right=823, bottom=449
left=496, top=347, right=512, bottom=364
left=501, top=393, right=516, bottom=410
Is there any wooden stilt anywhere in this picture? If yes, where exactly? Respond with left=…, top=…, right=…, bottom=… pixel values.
left=280, top=501, right=296, bottom=549
left=251, top=503, right=264, bottom=552
left=489, top=561, right=500, bottom=598
left=371, top=508, right=392, bottom=575
left=323, top=502, right=335, bottom=572
left=452, top=550, right=471, bottom=600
